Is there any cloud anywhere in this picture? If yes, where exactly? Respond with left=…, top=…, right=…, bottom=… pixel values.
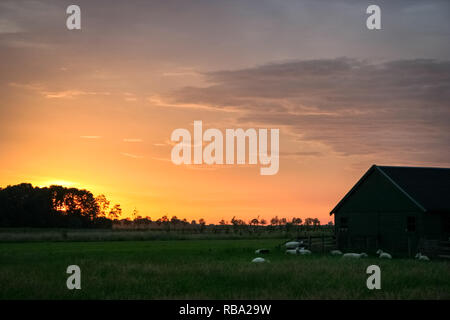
left=43, top=90, right=111, bottom=99
left=121, top=152, right=144, bottom=159
left=170, top=58, right=450, bottom=165
left=123, top=138, right=143, bottom=143
left=8, top=83, right=111, bottom=99
left=0, top=18, right=23, bottom=34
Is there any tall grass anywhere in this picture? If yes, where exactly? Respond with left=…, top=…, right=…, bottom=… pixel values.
left=0, top=239, right=449, bottom=299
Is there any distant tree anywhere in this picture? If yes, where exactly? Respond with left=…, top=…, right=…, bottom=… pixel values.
left=171, top=216, right=181, bottom=229
left=198, top=218, right=206, bottom=233
left=219, top=219, right=227, bottom=225
left=95, top=194, right=110, bottom=217
left=231, top=216, right=246, bottom=233
left=260, top=219, right=267, bottom=226
left=312, top=218, right=321, bottom=229
left=109, top=204, right=122, bottom=220
left=132, top=208, right=139, bottom=221
left=292, top=217, right=303, bottom=226
left=270, top=216, right=279, bottom=226
left=304, top=217, right=315, bottom=229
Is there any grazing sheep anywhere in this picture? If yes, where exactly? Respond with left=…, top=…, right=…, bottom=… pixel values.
left=285, top=249, right=298, bottom=255
left=252, top=257, right=269, bottom=263
left=255, top=248, right=270, bottom=254
left=377, top=249, right=392, bottom=259
left=415, top=253, right=430, bottom=261
left=330, top=250, right=343, bottom=255
left=342, top=252, right=368, bottom=259
left=285, top=241, right=300, bottom=249
left=298, top=248, right=312, bottom=255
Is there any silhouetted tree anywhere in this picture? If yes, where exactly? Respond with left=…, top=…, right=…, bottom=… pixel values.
left=109, top=204, right=122, bottom=220
left=0, top=183, right=111, bottom=228
left=270, top=216, right=279, bottom=226
left=95, top=194, right=110, bottom=217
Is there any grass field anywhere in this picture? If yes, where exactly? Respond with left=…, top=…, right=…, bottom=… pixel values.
left=0, top=239, right=449, bottom=299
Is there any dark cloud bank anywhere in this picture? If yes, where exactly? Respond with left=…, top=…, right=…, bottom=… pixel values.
left=171, top=58, right=450, bottom=165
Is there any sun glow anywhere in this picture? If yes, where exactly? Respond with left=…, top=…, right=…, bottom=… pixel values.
left=37, top=180, right=76, bottom=188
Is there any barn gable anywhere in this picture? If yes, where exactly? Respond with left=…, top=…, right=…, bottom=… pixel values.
left=330, top=165, right=450, bottom=215
left=330, top=165, right=424, bottom=215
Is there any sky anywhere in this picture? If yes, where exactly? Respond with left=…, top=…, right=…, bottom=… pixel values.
left=1, top=0, right=449, bottom=224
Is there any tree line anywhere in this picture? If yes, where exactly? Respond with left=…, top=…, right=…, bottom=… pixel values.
left=0, top=183, right=329, bottom=229
left=0, top=183, right=119, bottom=228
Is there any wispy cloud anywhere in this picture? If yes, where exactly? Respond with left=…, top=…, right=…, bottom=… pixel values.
left=121, top=152, right=144, bottom=159
left=123, top=138, right=143, bottom=143
left=8, top=82, right=111, bottom=99
left=170, top=58, right=450, bottom=165
left=123, top=92, right=137, bottom=102
left=43, top=90, right=111, bottom=99
left=147, top=95, right=237, bottom=113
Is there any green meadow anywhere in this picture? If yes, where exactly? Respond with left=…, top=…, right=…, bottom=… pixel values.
left=0, top=239, right=449, bottom=299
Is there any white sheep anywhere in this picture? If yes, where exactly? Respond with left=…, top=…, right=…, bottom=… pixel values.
left=330, top=250, right=343, bottom=255
left=415, top=253, right=430, bottom=261
left=285, top=249, right=298, bottom=255
left=298, top=248, right=312, bottom=255
left=342, top=252, right=368, bottom=259
left=285, top=241, right=300, bottom=249
left=376, top=249, right=392, bottom=259
left=255, top=248, right=270, bottom=254
left=252, top=257, right=269, bottom=263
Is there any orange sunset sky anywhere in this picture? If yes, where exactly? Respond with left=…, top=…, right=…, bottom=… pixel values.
left=1, top=0, right=449, bottom=224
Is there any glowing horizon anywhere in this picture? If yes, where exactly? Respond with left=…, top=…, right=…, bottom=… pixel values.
left=1, top=1, right=449, bottom=225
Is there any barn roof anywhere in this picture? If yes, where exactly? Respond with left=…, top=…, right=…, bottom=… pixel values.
left=330, top=165, right=450, bottom=215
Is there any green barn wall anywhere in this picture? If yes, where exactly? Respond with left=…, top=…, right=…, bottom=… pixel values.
left=334, top=169, right=423, bottom=254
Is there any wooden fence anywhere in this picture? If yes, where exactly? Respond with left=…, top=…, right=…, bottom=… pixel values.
left=418, top=239, right=450, bottom=259
left=279, top=235, right=337, bottom=253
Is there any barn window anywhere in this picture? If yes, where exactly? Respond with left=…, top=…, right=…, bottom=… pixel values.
left=407, top=216, right=416, bottom=232
left=340, top=217, right=349, bottom=231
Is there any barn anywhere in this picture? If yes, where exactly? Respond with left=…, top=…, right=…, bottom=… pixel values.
left=330, top=165, right=450, bottom=256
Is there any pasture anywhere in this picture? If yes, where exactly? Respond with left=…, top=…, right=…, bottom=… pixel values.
left=0, top=239, right=449, bottom=299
